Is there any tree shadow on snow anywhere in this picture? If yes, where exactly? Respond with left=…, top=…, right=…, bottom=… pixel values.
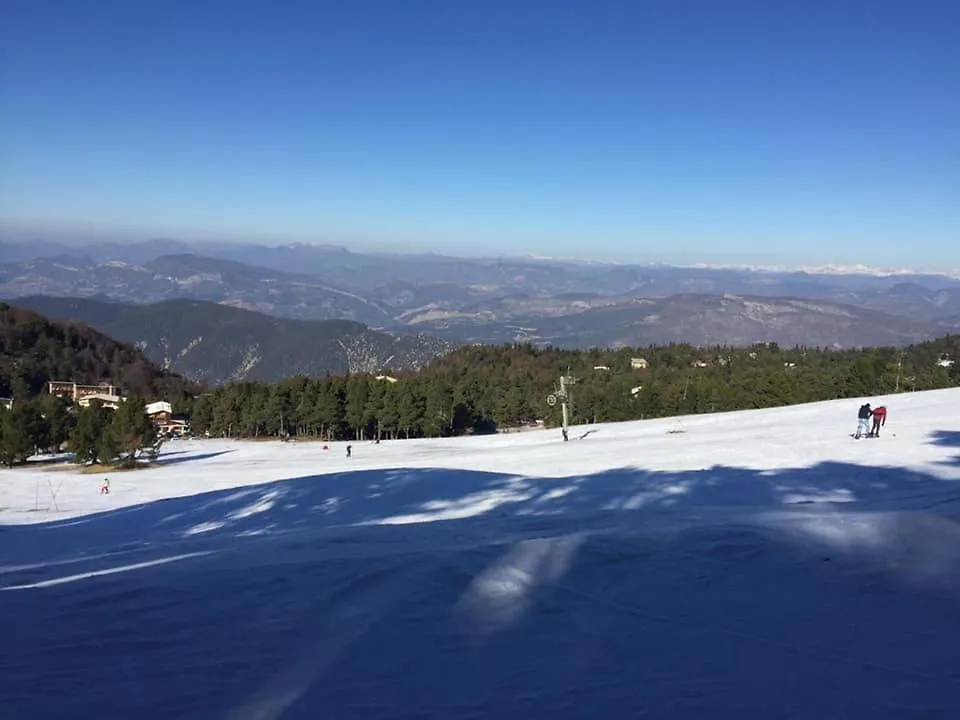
left=4, top=434, right=960, bottom=719
left=4, top=444, right=960, bottom=573
left=930, top=430, right=960, bottom=448
left=153, top=449, right=236, bottom=466
left=930, top=430, right=960, bottom=469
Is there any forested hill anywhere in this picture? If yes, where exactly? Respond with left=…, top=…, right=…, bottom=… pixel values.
left=9, top=296, right=452, bottom=384
left=182, top=336, right=960, bottom=441
left=0, top=302, right=198, bottom=400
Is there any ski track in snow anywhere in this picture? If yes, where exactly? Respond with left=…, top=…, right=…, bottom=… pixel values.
left=1, top=388, right=960, bottom=718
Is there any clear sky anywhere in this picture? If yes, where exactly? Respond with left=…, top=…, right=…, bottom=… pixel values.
left=2, top=0, right=958, bottom=268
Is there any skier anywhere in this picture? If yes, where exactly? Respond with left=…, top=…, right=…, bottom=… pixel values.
left=562, top=428, right=568, bottom=442
left=869, top=405, right=887, bottom=437
left=100, top=478, right=110, bottom=495
left=855, top=403, right=872, bottom=439
left=346, top=444, right=352, bottom=458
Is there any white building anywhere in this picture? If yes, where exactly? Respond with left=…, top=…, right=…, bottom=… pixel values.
left=78, top=393, right=124, bottom=410
left=145, top=401, right=173, bottom=416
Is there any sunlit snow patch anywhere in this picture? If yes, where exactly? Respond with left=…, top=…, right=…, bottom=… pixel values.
left=536, top=485, right=578, bottom=503
left=758, top=510, right=960, bottom=592
left=779, top=487, right=857, bottom=504
left=183, top=521, right=227, bottom=536
left=605, top=481, right=692, bottom=511
left=228, top=490, right=281, bottom=520
left=312, top=497, right=343, bottom=514
left=1, top=551, right=213, bottom=591
left=357, top=484, right=536, bottom=526
left=454, top=534, right=584, bottom=637
left=207, top=488, right=261, bottom=506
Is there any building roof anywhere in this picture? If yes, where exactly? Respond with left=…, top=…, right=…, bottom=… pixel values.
left=146, top=401, right=174, bottom=415
left=78, top=393, right=124, bottom=408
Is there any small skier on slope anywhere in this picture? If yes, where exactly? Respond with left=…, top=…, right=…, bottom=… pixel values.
left=869, top=405, right=887, bottom=437
left=855, top=403, right=873, bottom=439
left=100, top=478, right=110, bottom=495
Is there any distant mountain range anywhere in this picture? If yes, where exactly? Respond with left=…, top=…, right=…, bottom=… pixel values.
left=3, top=239, right=960, bottom=359
left=427, top=293, right=944, bottom=349
left=9, top=296, right=452, bottom=385
left=0, top=253, right=394, bottom=326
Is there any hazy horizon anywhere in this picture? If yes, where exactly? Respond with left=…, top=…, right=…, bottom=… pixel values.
left=3, top=223, right=959, bottom=277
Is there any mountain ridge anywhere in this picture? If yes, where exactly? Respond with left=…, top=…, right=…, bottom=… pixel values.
left=3, top=242, right=960, bottom=354
left=7, top=296, right=452, bottom=385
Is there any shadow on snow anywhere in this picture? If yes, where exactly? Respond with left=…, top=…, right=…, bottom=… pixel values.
left=930, top=430, right=960, bottom=470
left=930, top=430, right=960, bottom=448
left=153, top=449, right=236, bottom=466
left=2, top=431, right=960, bottom=718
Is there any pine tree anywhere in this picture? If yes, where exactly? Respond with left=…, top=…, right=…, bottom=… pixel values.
left=422, top=378, right=454, bottom=437
left=97, top=422, right=121, bottom=466
left=364, top=381, right=388, bottom=440
left=112, top=396, right=157, bottom=460
left=22, top=402, right=51, bottom=453
left=292, top=379, right=319, bottom=436
left=38, top=394, right=74, bottom=452
left=0, top=408, right=22, bottom=468
left=395, top=382, right=425, bottom=438
left=314, top=380, right=347, bottom=440
left=264, top=385, right=291, bottom=436
left=378, top=383, right=401, bottom=439
left=70, top=403, right=115, bottom=465
left=492, top=383, right=523, bottom=428
left=186, top=394, right=214, bottom=436
left=844, top=358, right=878, bottom=397
left=0, top=403, right=44, bottom=467
left=345, top=376, right=370, bottom=440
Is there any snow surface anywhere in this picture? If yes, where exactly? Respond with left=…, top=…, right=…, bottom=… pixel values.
left=2, top=389, right=960, bottom=718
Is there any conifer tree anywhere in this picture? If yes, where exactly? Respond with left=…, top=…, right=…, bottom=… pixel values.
left=112, top=396, right=157, bottom=459
left=70, top=402, right=115, bottom=465
left=38, top=394, right=74, bottom=452
left=0, top=403, right=46, bottom=467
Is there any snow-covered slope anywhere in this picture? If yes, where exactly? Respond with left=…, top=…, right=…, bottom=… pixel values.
left=2, top=389, right=960, bottom=719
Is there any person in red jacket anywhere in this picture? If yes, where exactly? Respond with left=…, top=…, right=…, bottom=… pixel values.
left=869, top=406, right=887, bottom=437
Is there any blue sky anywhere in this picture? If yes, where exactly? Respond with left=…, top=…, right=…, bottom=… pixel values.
left=2, top=0, right=958, bottom=268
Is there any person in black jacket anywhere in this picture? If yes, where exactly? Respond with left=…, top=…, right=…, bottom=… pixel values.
left=855, top=403, right=873, bottom=439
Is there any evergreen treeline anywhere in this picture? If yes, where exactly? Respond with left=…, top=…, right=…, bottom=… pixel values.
left=0, top=396, right=157, bottom=468
left=179, top=337, right=960, bottom=441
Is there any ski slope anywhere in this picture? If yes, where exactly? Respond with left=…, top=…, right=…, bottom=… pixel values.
left=2, top=389, right=960, bottom=719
